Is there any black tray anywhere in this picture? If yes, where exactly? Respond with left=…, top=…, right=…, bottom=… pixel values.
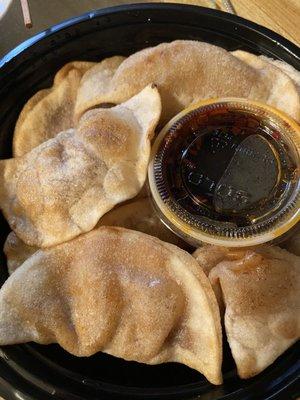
left=0, top=3, right=299, bottom=400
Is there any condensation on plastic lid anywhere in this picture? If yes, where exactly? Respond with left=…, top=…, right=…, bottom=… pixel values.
left=148, top=98, right=300, bottom=248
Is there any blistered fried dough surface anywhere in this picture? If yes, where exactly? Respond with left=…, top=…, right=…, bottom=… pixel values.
left=4, top=198, right=188, bottom=273
left=0, top=227, right=222, bottom=385
left=100, top=198, right=189, bottom=249
left=193, top=246, right=230, bottom=276
left=262, top=57, right=300, bottom=94
left=0, top=86, right=161, bottom=248
left=73, top=55, right=125, bottom=113
left=232, top=51, right=300, bottom=121
left=13, top=61, right=96, bottom=157
left=75, top=40, right=268, bottom=123
left=209, top=246, right=300, bottom=379
left=193, top=245, right=233, bottom=312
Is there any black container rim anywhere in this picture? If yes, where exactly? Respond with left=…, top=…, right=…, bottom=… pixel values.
left=0, top=2, right=299, bottom=70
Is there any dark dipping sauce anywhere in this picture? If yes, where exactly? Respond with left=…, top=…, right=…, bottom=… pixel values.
left=152, top=101, right=299, bottom=240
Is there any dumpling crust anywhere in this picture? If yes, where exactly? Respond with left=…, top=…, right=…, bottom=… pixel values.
left=0, top=226, right=222, bottom=385
left=13, top=61, right=97, bottom=157
left=0, top=85, right=161, bottom=247
left=75, top=40, right=270, bottom=124
left=209, top=246, right=300, bottom=378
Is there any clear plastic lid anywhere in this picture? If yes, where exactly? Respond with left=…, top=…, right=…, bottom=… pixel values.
left=148, top=98, right=300, bottom=247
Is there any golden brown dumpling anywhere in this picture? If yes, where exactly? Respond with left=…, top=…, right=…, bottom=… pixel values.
left=0, top=226, right=222, bottom=385
left=193, top=245, right=232, bottom=312
left=261, top=56, right=300, bottom=94
left=100, top=198, right=189, bottom=249
left=231, top=51, right=300, bottom=121
left=208, top=246, right=300, bottom=379
left=193, top=245, right=231, bottom=276
left=13, top=61, right=97, bottom=156
left=75, top=40, right=269, bottom=124
left=0, top=85, right=161, bottom=247
left=4, top=198, right=188, bottom=274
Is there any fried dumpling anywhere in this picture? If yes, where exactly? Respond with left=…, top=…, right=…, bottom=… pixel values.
left=232, top=51, right=300, bottom=121
left=193, top=245, right=234, bottom=312
left=0, top=226, right=222, bottom=385
left=4, top=198, right=188, bottom=273
left=73, top=55, right=125, bottom=113
left=100, top=198, right=189, bottom=249
left=0, top=85, right=161, bottom=247
left=75, top=40, right=270, bottom=123
left=262, top=57, right=300, bottom=93
left=13, top=61, right=96, bottom=157
left=208, top=246, right=300, bottom=379
left=193, top=245, right=231, bottom=276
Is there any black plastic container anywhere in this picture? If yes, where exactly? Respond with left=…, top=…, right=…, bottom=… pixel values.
left=0, top=3, right=299, bottom=400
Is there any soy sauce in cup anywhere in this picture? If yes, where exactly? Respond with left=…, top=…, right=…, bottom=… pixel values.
left=148, top=98, right=300, bottom=247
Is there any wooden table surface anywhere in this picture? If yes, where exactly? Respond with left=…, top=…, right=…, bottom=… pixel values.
left=0, top=1, right=298, bottom=399
left=165, top=0, right=300, bottom=45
